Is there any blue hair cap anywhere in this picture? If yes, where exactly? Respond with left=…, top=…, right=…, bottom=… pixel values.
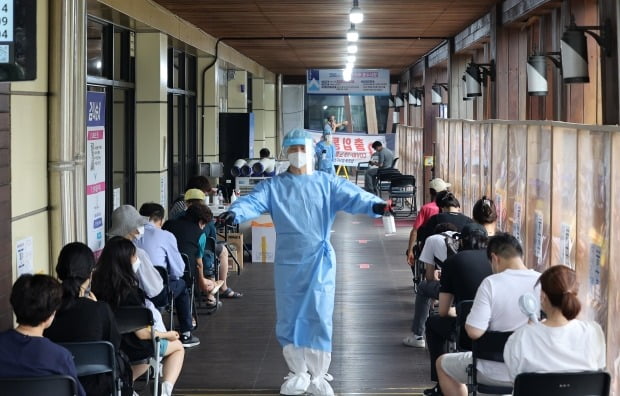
left=283, top=128, right=312, bottom=148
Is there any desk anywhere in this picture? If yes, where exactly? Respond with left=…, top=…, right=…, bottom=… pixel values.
left=208, top=204, right=228, bottom=217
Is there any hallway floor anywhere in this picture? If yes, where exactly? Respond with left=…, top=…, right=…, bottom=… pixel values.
left=167, top=211, right=431, bottom=395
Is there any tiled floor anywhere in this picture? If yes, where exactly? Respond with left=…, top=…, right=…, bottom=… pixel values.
left=169, top=210, right=431, bottom=395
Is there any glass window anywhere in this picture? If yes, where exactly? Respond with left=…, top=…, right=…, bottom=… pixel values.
left=375, top=96, right=389, bottom=134
left=87, top=21, right=106, bottom=77
left=305, top=94, right=345, bottom=131
left=349, top=95, right=367, bottom=132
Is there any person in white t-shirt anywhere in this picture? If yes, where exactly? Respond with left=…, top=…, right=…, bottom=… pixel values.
left=436, top=233, right=541, bottom=396
left=503, top=265, right=606, bottom=380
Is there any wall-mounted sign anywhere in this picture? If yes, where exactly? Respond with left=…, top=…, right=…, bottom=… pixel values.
left=306, top=68, right=390, bottom=96
left=86, top=91, right=106, bottom=256
left=0, top=0, right=36, bottom=81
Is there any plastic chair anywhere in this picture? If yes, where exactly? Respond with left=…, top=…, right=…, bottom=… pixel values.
left=467, top=330, right=514, bottom=396
left=454, top=300, right=474, bottom=352
left=374, top=168, right=401, bottom=197
left=153, top=265, right=175, bottom=330
left=0, top=375, right=78, bottom=396
left=388, top=175, right=417, bottom=217
left=355, top=161, right=370, bottom=186
left=114, top=306, right=161, bottom=396
left=391, top=157, right=399, bottom=168
left=59, top=341, right=120, bottom=396
left=513, top=371, right=610, bottom=396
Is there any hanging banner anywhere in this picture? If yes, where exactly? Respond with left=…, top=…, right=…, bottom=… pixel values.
left=306, top=68, right=390, bottom=96
left=307, top=131, right=387, bottom=166
left=86, top=91, right=106, bottom=256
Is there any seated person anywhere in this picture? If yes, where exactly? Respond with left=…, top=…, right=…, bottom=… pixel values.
left=422, top=223, right=492, bottom=395
left=92, top=236, right=185, bottom=396
left=0, top=274, right=86, bottom=396
left=504, top=265, right=606, bottom=380
left=44, top=242, right=125, bottom=396
left=436, top=233, right=540, bottom=396
left=138, top=202, right=206, bottom=346
left=259, top=148, right=271, bottom=159
left=416, top=191, right=473, bottom=248
left=169, top=175, right=212, bottom=220
left=403, top=223, right=458, bottom=348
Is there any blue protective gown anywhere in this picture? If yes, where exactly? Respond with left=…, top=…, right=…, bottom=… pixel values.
left=315, top=140, right=336, bottom=175
left=229, top=171, right=383, bottom=352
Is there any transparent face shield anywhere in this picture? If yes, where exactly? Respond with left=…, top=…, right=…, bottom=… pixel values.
left=284, top=141, right=315, bottom=175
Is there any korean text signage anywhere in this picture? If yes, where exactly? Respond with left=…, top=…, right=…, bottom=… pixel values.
left=86, top=91, right=106, bottom=256
left=308, top=131, right=386, bottom=166
left=306, top=69, right=390, bottom=96
left=0, top=0, right=36, bottom=81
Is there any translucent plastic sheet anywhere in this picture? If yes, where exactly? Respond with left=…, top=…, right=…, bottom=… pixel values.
left=575, top=130, right=610, bottom=327
left=462, top=123, right=472, bottom=215
left=480, top=123, right=492, bottom=199
left=470, top=123, right=481, bottom=206
left=436, top=119, right=449, bottom=181
left=506, top=125, right=527, bottom=249
left=415, top=128, right=424, bottom=208
left=525, top=125, right=551, bottom=271
left=608, top=132, right=620, bottom=396
left=550, top=127, right=577, bottom=269
left=450, top=122, right=463, bottom=201
left=492, top=124, right=508, bottom=232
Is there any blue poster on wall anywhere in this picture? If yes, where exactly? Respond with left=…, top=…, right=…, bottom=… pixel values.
left=86, top=91, right=106, bottom=256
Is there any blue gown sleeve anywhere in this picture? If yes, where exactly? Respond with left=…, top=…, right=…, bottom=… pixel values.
left=229, top=179, right=272, bottom=224
left=330, top=176, right=383, bottom=217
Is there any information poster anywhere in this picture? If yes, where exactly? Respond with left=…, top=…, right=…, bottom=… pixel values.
left=86, top=91, right=106, bottom=256
left=307, top=131, right=386, bottom=166
left=15, top=236, right=33, bottom=276
left=306, top=68, right=390, bottom=96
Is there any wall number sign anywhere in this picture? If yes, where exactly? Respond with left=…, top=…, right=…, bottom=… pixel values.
left=0, top=0, right=36, bottom=81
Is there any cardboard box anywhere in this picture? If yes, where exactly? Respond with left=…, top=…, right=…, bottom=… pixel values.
left=226, top=232, right=244, bottom=271
left=251, top=221, right=276, bottom=263
left=227, top=247, right=240, bottom=272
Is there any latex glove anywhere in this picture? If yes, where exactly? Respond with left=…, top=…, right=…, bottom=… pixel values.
left=372, top=199, right=393, bottom=215
left=217, top=211, right=236, bottom=226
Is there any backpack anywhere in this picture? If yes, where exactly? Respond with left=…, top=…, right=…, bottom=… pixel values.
left=433, top=232, right=461, bottom=267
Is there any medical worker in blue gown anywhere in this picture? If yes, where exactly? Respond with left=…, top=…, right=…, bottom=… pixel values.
left=315, top=129, right=336, bottom=175
left=219, top=129, right=389, bottom=396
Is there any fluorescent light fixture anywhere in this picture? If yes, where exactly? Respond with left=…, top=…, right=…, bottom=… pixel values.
left=346, top=55, right=356, bottom=63
left=347, top=24, right=359, bottom=42
left=349, top=0, right=364, bottom=24
left=346, top=61, right=355, bottom=70
left=343, top=69, right=352, bottom=82
left=347, top=44, right=358, bottom=54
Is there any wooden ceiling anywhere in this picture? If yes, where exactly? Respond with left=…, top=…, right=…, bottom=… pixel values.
left=151, top=0, right=499, bottom=76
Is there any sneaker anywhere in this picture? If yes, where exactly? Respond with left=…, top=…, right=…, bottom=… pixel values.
left=423, top=384, right=443, bottom=396
left=402, top=333, right=426, bottom=348
left=180, top=333, right=200, bottom=348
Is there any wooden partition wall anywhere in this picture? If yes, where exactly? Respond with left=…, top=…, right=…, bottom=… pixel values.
left=435, top=118, right=620, bottom=393
left=396, top=125, right=424, bottom=212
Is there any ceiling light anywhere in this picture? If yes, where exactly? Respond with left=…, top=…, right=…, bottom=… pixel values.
left=347, top=44, right=358, bottom=54
left=346, top=55, right=356, bottom=63
left=349, top=0, right=364, bottom=24
left=346, top=61, right=355, bottom=70
left=343, top=69, right=352, bottom=82
left=347, top=24, right=359, bottom=42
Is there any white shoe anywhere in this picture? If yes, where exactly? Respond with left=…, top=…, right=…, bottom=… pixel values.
left=403, top=333, right=426, bottom=348
left=280, top=372, right=311, bottom=395
left=306, top=373, right=335, bottom=396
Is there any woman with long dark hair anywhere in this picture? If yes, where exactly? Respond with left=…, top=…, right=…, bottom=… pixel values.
left=92, top=236, right=185, bottom=396
left=504, top=265, right=606, bottom=380
left=45, top=242, right=122, bottom=396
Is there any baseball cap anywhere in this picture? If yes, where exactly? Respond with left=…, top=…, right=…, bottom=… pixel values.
left=460, top=222, right=488, bottom=239
left=184, top=188, right=206, bottom=201
left=429, top=178, right=451, bottom=192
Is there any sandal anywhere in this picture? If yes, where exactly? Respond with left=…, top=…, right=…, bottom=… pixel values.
left=219, top=288, right=243, bottom=298
left=210, top=280, right=225, bottom=296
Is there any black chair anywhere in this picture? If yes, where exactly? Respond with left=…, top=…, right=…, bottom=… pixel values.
left=391, top=157, right=399, bottom=168
left=513, top=371, right=610, bottom=396
left=0, top=375, right=78, bottom=396
left=374, top=168, right=401, bottom=197
left=114, top=306, right=161, bottom=396
left=60, top=341, right=119, bottom=396
left=467, top=330, right=514, bottom=396
left=355, top=161, right=370, bottom=186
left=454, top=300, right=474, bottom=352
left=153, top=265, right=175, bottom=330
left=388, top=175, right=417, bottom=217
left=180, top=253, right=201, bottom=321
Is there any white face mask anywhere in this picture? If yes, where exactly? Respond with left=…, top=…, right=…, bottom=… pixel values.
left=288, top=152, right=307, bottom=169
left=135, top=225, right=145, bottom=240
left=325, top=135, right=332, bottom=144
left=132, top=258, right=141, bottom=273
